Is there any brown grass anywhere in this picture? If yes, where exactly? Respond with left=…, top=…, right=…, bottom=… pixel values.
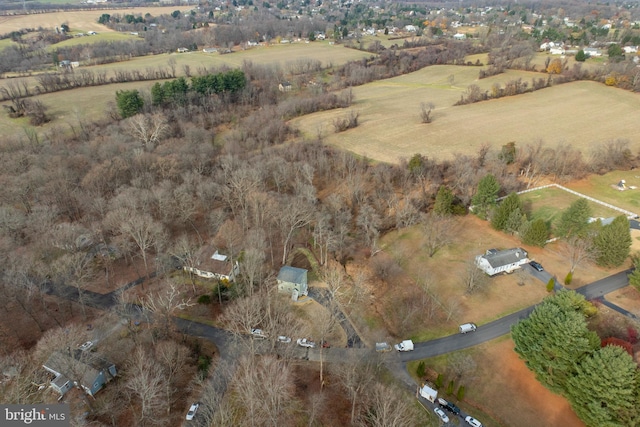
left=292, top=70, right=639, bottom=163
left=0, top=6, right=193, bottom=33
left=460, top=339, right=585, bottom=427
left=367, top=215, right=614, bottom=341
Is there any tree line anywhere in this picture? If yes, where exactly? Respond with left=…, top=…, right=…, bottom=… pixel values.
left=512, top=291, right=640, bottom=427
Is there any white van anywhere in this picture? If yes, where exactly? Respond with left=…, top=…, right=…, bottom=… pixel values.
left=459, top=323, right=477, bottom=334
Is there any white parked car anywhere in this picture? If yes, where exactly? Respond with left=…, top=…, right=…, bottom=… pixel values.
left=277, top=335, right=292, bottom=343
left=434, top=407, right=449, bottom=423
left=78, top=341, right=93, bottom=351
left=250, top=328, right=267, bottom=339
left=296, top=338, right=316, bottom=348
left=186, top=403, right=199, bottom=420
left=465, top=415, right=483, bottom=427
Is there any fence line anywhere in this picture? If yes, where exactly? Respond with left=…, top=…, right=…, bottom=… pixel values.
left=507, top=183, right=639, bottom=219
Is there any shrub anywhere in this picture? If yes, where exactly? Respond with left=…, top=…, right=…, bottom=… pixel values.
left=198, top=355, right=212, bottom=375
left=435, top=373, right=444, bottom=388
left=546, top=278, right=555, bottom=292
left=627, top=327, right=638, bottom=344
left=446, top=380, right=455, bottom=395
left=564, top=271, right=573, bottom=285
left=416, top=361, right=426, bottom=379
left=601, top=337, right=634, bottom=356
left=333, top=110, right=359, bottom=132
left=197, top=294, right=212, bottom=304
left=457, top=385, right=466, bottom=400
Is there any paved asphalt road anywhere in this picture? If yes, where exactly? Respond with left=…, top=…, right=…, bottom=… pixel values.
left=399, top=267, right=633, bottom=362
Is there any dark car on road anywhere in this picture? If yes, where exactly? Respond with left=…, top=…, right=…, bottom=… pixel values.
left=437, top=397, right=461, bottom=415
left=529, top=261, right=544, bottom=272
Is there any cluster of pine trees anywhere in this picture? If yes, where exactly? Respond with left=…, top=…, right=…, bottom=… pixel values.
left=512, top=291, right=639, bottom=427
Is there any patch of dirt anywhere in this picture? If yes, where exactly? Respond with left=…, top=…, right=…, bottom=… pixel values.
left=463, top=339, right=585, bottom=427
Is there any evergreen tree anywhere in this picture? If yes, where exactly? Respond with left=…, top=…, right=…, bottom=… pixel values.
left=505, top=208, right=527, bottom=235
left=556, top=198, right=592, bottom=238
left=471, top=174, right=499, bottom=220
left=433, top=185, right=454, bottom=216
left=522, top=218, right=549, bottom=247
left=491, top=192, right=523, bottom=231
left=512, top=291, right=600, bottom=393
left=593, top=216, right=632, bottom=267
left=628, top=254, right=640, bottom=291
left=566, top=345, right=639, bottom=427
left=115, top=89, right=143, bottom=118
left=575, top=49, right=586, bottom=62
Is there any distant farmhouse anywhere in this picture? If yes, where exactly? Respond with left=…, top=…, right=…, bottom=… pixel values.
left=475, top=248, right=528, bottom=276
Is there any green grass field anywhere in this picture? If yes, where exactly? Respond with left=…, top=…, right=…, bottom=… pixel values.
left=53, top=31, right=139, bottom=49
left=0, top=39, right=16, bottom=51
left=567, top=170, right=640, bottom=215
left=519, top=187, right=622, bottom=230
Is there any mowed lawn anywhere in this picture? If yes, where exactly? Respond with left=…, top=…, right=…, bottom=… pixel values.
left=567, top=170, right=640, bottom=215
left=0, top=6, right=192, bottom=33
left=519, top=186, right=624, bottom=230
left=291, top=67, right=640, bottom=163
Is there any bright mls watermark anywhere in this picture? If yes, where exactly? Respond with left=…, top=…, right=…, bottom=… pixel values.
left=1, top=404, right=69, bottom=426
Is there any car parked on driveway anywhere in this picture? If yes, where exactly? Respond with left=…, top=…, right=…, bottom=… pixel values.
left=529, top=261, right=544, bottom=272
left=296, top=338, right=316, bottom=348
left=434, top=407, right=449, bottom=423
left=250, top=328, right=267, bottom=339
left=186, top=403, right=199, bottom=420
left=78, top=341, right=93, bottom=351
left=437, top=397, right=460, bottom=415
left=465, top=415, right=483, bottom=427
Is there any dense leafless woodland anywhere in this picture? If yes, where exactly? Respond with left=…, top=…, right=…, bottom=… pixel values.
left=2, top=0, right=640, bottom=424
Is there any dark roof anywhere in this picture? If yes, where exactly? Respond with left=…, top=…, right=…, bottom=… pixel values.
left=277, top=266, right=307, bottom=285
left=482, top=248, right=527, bottom=268
left=44, top=350, right=114, bottom=390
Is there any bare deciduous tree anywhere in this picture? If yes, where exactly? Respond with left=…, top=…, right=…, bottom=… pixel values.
left=231, top=355, right=296, bottom=427
left=421, top=212, right=456, bottom=257
left=362, top=382, right=422, bottom=427
left=155, top=340, right=189, bottom=412
left=105, top=209, right=166, bottom=279
left=419, top=101, right=435, bottom=123
left=461, top=257, right=489, bottom=294
left=557, top=235, right=597, bottom=274
left=126, top=113, right=168, bottom=152
left=334, top=353, right=377, bottom=425
left=275, top=195, right=314, bottom=265
left=141, top=281, right=194, bottom=338
left=126, top=347, right=166, bottom=426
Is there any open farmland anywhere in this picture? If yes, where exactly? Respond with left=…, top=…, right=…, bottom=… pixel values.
left=291, top=70, right=640, bottom=163
left=52, top=31, right=139, bottom=48
left=0, top=6, right=192, bottom=33
left=0, top=43, right=373, bottom=138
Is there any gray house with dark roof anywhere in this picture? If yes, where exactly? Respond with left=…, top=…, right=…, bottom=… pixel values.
left=475, top=248, right=529, bottom=276
left=43, top=350, right=116, bottom=397
left=277, top=266, right=308, bottom=297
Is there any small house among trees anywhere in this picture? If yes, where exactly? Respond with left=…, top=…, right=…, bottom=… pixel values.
left=183, top=248, right=239, bottom=281
left=475, top=248, right=529, bottom=276
left=278, top=82, right=293, bottom=92
left=43, top=351, right=117, bottom=397
left=277, top=266, right=308, bottom=298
